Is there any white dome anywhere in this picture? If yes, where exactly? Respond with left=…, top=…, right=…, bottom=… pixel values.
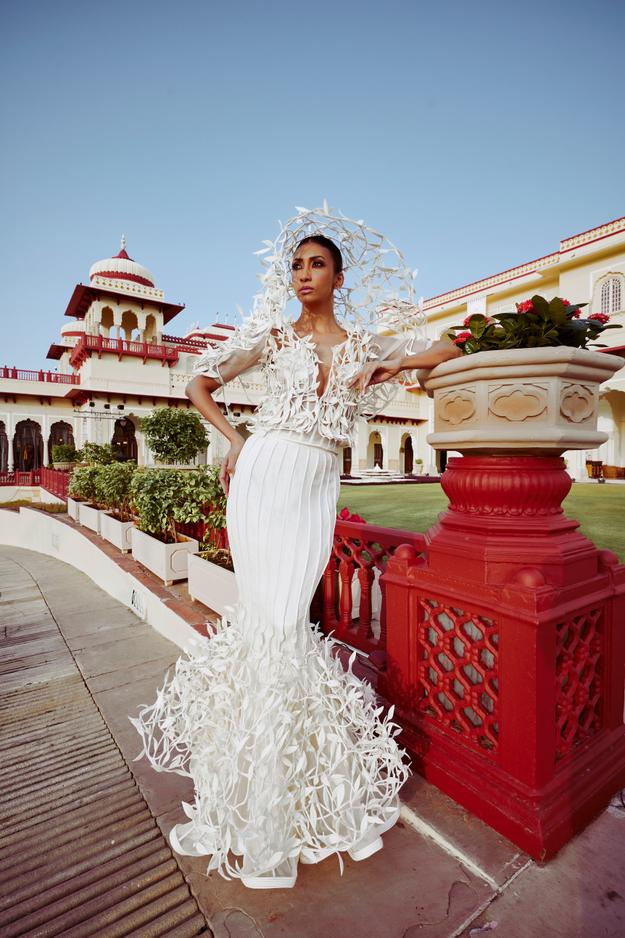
left=89, top=237, right=155, bottom=288
left=61, top=321, right=85, bottom=335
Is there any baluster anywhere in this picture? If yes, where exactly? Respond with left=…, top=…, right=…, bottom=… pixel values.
left=323, top=562, right=337, bottom=630
left=357, top=563, right=374, bottom=642
left=339, top=558, right=354, bottom=634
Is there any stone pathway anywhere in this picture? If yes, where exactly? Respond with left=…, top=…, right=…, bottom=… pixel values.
left=1, top=544, right=624, bottom=937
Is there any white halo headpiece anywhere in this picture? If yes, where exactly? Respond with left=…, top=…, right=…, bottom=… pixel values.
left=248, top=200, right=425, bottom=337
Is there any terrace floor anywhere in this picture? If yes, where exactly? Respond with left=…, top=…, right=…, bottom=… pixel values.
left=1, top=542, right=624, bottom=937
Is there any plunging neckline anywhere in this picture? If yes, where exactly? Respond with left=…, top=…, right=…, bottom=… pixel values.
left=287, top=323, right=351, bottom=399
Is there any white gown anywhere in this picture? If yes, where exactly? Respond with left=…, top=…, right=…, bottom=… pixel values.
left=130, top=321, right=426, bottom=888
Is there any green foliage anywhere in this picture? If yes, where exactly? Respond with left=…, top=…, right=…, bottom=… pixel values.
left=130, top=464, right=226, bottom=543
left=80, top=442, right=117, bottom=465
left=176, top=465, right=227, bottom=530
left=50, top=443, right=78, bottom=464
left=130, top=468, right=184, bottom=543
left=140, top=407, right=208, bottom=464
left=95, top=461, right=137, bottom=521
left=447, top=295, right=621, bottom=354
left=68, top=465, right=104, bottom=504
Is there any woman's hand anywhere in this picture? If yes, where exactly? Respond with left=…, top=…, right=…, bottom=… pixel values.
left=219, top=435, right=245, bottom=496
left=348, top=358, right=403, bottom=394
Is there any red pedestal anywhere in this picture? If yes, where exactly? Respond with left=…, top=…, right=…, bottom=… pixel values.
left=383, top=455, right=625, bottom=860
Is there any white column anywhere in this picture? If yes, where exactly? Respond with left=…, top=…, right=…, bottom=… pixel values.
left=42, top=414, right=50, bottom=467
left=6, top=413, right=14, bottom=471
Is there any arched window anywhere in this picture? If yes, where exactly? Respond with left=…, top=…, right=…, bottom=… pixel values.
left=596, top=274, right=624, bottom=316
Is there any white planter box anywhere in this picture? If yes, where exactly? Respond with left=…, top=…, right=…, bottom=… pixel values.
left=188, top=551, right=238, bottom=616
left=67, top=496, right=82, bottom=520
left=131, top=527, right=199, bottom=585
left=100, top=512, right=134, bottom=553
left=78, top=502, right=102, bottom=534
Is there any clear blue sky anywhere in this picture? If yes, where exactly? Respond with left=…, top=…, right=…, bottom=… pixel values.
left=1, top=0, right=624, bottom=369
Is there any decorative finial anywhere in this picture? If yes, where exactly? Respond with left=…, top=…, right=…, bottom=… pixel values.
left=120, top=234, right=126, bottom=251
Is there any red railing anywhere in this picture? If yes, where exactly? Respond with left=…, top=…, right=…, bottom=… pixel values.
left=0, top=367, right=79, bottom=384
left=40, top=467, right=71, bottom=500
left=316, top=519, right=427, bottom=665
left=175, top=519, right=229, bottom=549
left=70, top=335, right=179, bottom=368
left=0, top=470, right=42, bottom=485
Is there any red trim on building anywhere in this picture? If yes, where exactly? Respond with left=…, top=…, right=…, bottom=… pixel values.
left=89, top=269, right=154, bottom=287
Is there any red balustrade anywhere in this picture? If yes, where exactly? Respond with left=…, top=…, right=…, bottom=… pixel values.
left=40, top=467, right=71, bottom=500
left=0, top=367, right=79, bottom=384
left=175, top=519, right=229, bottom=549
left=0, top=471, right=42, bottom=486
left=316, top=519, right=427, bottom=667
left=70, top=335, right=179, bottom=368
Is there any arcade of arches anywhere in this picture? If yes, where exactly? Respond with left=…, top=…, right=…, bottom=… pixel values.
left=0, top=417, right=138, bottom=472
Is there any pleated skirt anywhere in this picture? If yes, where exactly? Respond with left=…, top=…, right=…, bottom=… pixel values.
left=129, top=428, right=408, bottom=888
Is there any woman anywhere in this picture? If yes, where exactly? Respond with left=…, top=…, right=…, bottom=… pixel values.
left=130, top=221, right=460, bottom=889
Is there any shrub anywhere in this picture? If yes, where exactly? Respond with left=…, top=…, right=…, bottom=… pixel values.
left=69, top=465, right=103, bottom=504
left=80, top=442, right=117, bottom=465
left=130, top=468, right=186, bottom=543
left=95, top=461, right=136, bottom=521
left=51, top=443, right=78, bottom=465
left=176, top=465, right=227, bottom=530
left=198, top=544, right=234, bottom=572
left=140, top=407, right=208, bottom=464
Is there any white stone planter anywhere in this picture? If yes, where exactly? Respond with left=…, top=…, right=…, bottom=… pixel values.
left=131, top=526, right=199, bottom=585
left=188, top=551, right=238, bottom=617
left=78, top=502, right=102, bottom=534
left=67, top=496, right=83, bottom=520
left=100, top=512, right=134, bottom=553
left=425, top=347, right=624, bottom=455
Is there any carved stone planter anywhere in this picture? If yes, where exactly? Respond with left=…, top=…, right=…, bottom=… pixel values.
left=100, top=512, right=134, bottom=553
left=188, top=552, right=237, bottom=617
left=131, top=527, right=199, bottom=585
left=425, top=347, right=623, bottom=455
left=78, top=502, right=102, bottom=534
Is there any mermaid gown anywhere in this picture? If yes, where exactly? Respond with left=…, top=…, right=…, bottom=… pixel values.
left=129, top=321, right=425, bottom=888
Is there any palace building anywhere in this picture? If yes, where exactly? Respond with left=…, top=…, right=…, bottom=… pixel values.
left=1, top=217, right=624, bottom=485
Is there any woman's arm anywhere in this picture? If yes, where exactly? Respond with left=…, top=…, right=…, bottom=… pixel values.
left=349, top=339, right=462, bottom=395
left=185, top=375, right=245, bottom=495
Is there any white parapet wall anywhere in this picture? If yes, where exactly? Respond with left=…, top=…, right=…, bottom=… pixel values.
left=0, top=507, right=199, bottom=652
left=0, top=486, right=65, bottom=504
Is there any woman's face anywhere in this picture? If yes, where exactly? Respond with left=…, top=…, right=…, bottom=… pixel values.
left=291, top=243, right=343, bottom=303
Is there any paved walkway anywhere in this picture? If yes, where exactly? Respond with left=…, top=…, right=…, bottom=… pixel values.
left=1, top=545, right=624, bottom=938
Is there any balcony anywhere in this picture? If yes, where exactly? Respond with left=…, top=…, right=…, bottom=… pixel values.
left=70, top=335, right=179, bottom=369
left=0, top=367, right=79, bottom=384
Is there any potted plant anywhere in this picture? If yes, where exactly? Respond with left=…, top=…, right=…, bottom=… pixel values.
left=129, top=468, right=199, bottom=584
left=68, top=465, right=104, bottom=532
left=414, top=457, right=424, bottom=475
left=97, top=461, right=137, bottom=552
left=140, top=407, right=208, bottom=468
left=184, top=465, right=236, bottom=614
left=426, top=295, right=622, bottom=453
left=78, top=442, right=117, bottom=465
left=50, top=443, right=79, bottom=471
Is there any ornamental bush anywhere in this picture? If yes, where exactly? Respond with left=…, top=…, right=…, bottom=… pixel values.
left=68, top=465, right=104, bottom=504
left=140, top=407, right=208, bottom=464
left=95, top=461, right=137, bottom=521
left=50, top=443, right=79, bottom=465
left=80, top=442, right=117, bottom=465
left=447, top=294, right=620, bottom=354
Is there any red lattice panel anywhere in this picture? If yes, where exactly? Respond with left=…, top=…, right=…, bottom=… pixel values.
left=555, top=607, right=603, bottom=759
left=418, top=598, right=499, bottom=752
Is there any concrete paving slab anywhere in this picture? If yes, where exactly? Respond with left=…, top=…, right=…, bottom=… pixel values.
left=87, top=652, right=179, bottom=693
left=60, top=622, right=156, bottom=653
left=155, top=806, right=494, bottom=938
left=72, top=632, right=177, bottom=680
left=56, top=606, right=141, bottom=640
left=460, top=808, right=625, bottom=938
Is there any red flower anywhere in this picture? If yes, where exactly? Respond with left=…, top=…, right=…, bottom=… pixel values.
left=453, top=331, right=472, bottom=345
left=562, top=299, right=571, bottom=307
left=588, top=312, right=610, bottom=324
left=463, top=315, right=473, bottom=326
left=516, top=299, right=534, bottom=314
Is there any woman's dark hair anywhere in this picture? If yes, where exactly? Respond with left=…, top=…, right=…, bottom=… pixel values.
left=295, top=234, right=343, bottom=274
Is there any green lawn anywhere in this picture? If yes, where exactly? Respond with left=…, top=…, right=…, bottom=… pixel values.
left=338, top=482, right=625, bottom=562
